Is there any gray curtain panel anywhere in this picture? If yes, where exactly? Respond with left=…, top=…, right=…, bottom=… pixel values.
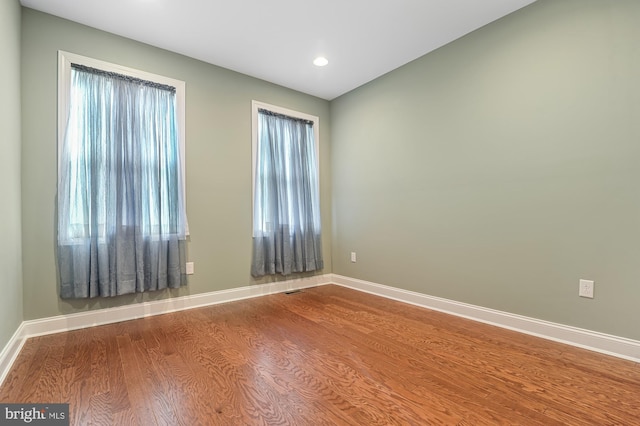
left=57, top=65, right=187, bottom=298
left=251, top=109, right=323, bottom=276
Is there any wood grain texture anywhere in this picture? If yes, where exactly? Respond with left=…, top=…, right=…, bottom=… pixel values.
left=1, top=285, right=638, bottom=425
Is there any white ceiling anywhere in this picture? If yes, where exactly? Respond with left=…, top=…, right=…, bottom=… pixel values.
left=21, top=0, right=537, bottom=100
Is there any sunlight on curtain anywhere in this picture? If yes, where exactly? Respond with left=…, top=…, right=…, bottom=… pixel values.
left=251, top=109, right=323, bottom=276
left=57, top=66, right=187, bottom=298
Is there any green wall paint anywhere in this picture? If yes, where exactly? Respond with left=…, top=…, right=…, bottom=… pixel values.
left=20, top=8, right=331, bottom=320
left=331, top=0, right=640, bottom=340
left=0, top=0, right=23, bottom=349
left=13, top=1, right=640, bottom=343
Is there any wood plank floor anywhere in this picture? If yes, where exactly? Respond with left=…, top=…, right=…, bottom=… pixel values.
left=1, top=284, right=639, bottom=425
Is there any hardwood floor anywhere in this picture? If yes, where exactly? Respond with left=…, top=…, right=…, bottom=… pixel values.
left=1, top=285, right=639, bottom=425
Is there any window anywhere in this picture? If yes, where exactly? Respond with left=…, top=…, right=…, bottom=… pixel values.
left=57, top=51, right=188, bottom=298
left=251, top=101, right=323, bottom=276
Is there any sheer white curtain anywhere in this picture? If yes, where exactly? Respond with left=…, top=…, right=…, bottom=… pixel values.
left=251, top=109, right=323, bottom=276
left=57, top=65, right=187, bottom=298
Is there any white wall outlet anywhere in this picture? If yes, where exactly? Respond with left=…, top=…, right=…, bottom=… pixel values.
left=579, top=279, right=594, bottom=298
left=350, top=252, right=357, bottom=263
left=186, top=262, right=195, bottom=275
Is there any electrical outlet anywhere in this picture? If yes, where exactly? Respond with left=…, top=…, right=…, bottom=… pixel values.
left=186, top=262, right=195, bottom=275
left=579, top=279, right=594, bottom=298
left=350, top=252, right=357, bottom=263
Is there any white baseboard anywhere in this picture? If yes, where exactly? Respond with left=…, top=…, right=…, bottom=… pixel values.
left=23, top=274, right=332, bottom=338
left=331, top=274, right=640, bottom=363
left=0, top=274, right=331, bottom=385
left=3, top=273, right=639, bottom=387
left=0, top=323, right=28, bottom=387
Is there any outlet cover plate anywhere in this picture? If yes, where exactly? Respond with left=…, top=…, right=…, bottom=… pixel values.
left=579, top=279, right=594, bottom=298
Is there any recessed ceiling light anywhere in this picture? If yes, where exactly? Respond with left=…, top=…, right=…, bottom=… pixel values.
left=313, top=57, right=329, bottom=67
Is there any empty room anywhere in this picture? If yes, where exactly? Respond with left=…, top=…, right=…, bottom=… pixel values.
left=1, top=0, right=639, bottom=424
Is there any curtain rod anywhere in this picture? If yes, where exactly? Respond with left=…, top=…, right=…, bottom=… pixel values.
left=258, top=108, right=314, bottom=126
left=71, top=63, right=176, bottom=93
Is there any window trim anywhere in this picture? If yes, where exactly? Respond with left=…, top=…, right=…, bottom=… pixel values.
left=57, top=50, right=188, bottom=230
left=251, top=100, right=320, bottom=211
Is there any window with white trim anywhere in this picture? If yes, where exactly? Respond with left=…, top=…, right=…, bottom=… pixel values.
left=56, top=51, right=188, bottom=299
left=250, top=100, right=323, bottom=277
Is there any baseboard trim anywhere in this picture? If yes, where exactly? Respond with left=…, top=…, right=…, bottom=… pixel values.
left=0, top=274, right=331, bottom=386
left=331, top=274, right=640, bottom=363
left=0, top=323, right=28, bottom=387
left=23, top=274, right=332, bottom=338
left=4, top=273, right=639, bottom=386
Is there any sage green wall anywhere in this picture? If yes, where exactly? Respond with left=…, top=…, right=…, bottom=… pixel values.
left=0, top=0, right=23, bottom=350
left=21, top=8, right=331, bottom=320
left=331, top=0, right=640, bottom=340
